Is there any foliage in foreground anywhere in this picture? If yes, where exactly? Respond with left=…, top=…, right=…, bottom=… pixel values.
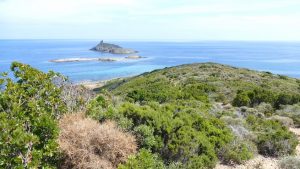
left=118, top=149, right=165, bottom=169
left=88, top=96, right=234, bottom=168
left=0, top=62, right=66, bottom=168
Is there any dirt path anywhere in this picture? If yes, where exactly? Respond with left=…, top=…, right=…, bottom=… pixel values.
left=215, top=128, right=300, bottom=169
left=290, top=127, right=300, bottom=156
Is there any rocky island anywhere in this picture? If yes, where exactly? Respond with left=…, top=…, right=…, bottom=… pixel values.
left=90, top=40, right=137, bottom=54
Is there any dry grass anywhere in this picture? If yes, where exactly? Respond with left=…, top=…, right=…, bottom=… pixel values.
left=58, top=113, right=137, bottom=169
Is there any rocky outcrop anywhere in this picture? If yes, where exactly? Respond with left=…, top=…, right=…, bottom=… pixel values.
left=91, top=40, right=137, bottom=54
left=125, top=55, right=145, bottom=59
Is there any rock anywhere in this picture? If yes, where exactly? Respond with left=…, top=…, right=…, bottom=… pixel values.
left=98, top=58, right=117, bottom=62
left=125, top=55, right=144, bottom=59
left=91, top=40, right=137, bottom=54
left=50, top=57, right=119, bottom=63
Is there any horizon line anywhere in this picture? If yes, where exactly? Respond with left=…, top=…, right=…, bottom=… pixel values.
left=1, top=38, right=300, bottom=43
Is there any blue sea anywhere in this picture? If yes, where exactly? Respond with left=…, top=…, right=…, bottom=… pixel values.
left=0, top=40, right=300, bottom=82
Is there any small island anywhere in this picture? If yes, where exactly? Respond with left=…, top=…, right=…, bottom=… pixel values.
left=90, top=40, right=137, bottom=54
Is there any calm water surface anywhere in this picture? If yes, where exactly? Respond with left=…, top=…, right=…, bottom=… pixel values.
left=0, top=40, right=299, bottom=82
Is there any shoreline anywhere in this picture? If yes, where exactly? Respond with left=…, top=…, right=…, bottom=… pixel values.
left=76, top=77, right=129, bottom=90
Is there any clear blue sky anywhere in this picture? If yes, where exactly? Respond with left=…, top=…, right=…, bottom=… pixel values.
left=1, top=0, right=300, bottom=41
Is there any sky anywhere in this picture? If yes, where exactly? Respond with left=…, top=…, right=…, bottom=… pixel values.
left=0, top=0, right=300, bottom=41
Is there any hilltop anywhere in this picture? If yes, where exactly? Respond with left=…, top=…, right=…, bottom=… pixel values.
left=104, top=62, right=300, bottom=104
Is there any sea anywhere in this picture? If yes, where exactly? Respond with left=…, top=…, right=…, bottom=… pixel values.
left=0, top=40, right=300, bottom=82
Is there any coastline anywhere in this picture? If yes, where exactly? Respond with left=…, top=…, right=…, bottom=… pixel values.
left=76, top=77, right=129, bottom=90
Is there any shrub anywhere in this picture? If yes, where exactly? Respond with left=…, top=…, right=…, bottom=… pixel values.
left=255, top=102, right=274, bottom=116
left=268, top=115, right=294, bottom=127
left=279, top=156, right=300, bottom=169
left=59, top=113, right=137, bottom=169
left=125, top=77, right=178, bottom=103
left=218, top=139, right=256, bottom=165
left=232, top=91, right=251, bottom=107
left=276, top=104, right=300, bottom=127
left=53, top=76, right=94, bottom=113
left=134, top=125, right=157, bottom=149
left=249, top=119, right=298, bottom=157
left=275, top=93, right=300, bottom=109
left=0, top=62, right=66, bottom=168
left=116, top=102, right=233, bottom=168
left=118, top=149, right=165, bottom=169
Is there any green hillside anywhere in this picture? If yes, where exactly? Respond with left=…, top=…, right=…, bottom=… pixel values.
left=105, top=63, right=300, bottom=106
left=1, top=62, right=300, bottom=169
left=90, top=63, right=300, bottom=168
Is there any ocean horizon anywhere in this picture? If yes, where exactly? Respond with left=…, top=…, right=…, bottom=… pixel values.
left=1, top=39, right=300, bottom=82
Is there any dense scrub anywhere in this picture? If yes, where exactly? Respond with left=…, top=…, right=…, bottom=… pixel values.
left=1, top=62, right=300, bottom=168
left=87, top=98, right=233, bottom=168
left=106, top=63, right=300, bottom=105
left=96, top=63, right=300, bottom=168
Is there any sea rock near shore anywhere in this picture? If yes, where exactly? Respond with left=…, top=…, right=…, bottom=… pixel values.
left=125, top=55, right=144, bottom=59
left=91, top=40, right=137, bottom=54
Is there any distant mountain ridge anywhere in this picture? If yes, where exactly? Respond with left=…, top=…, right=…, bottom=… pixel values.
left=90, top=40, right=137, bottom=54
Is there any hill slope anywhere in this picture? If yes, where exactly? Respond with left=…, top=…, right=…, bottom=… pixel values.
left=88, top=63, right=300, bottom=168
left=104, top=62, right=300, bottom=105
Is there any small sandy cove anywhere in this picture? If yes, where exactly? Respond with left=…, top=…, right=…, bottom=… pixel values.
left=77, top=80, right=108, bottom=90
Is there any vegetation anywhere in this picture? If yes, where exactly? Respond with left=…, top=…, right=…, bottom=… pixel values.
left=0, top=62, right=66, bottom=168
left=276, top=103, right=300, bottom=127
left=218, top=139, right=256, bottom=164
left=58, top=113, right=137, bottom=169
left=99, top=63, right=300, bottom=168
left=279, top=156, right=300, bottom=169
left=118, top=149, right=165, bottom=169
left=247, top=116, right=298, bottom=157
left=1, top=62, right=300, bottom=168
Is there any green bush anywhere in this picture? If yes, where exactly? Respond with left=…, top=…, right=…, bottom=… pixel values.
left=247, top=117, right=298, bottom=157
left=0, top=62, right=66, bottom=168
left=232, top=87, right=300, bottom=109
left=134, top=125, right=157, bottom=149
left=232, top=91, right=251, bottom=107
left=116, top=102, right=232, bottom=168
left=118, top=149, right=165, bottom=169
left=125, top=77, right=179, bottom=103
left=218, top=139, right=256, bottom=164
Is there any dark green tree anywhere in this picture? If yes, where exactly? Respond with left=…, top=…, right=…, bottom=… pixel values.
left=0, top=62, right=66, bottom=168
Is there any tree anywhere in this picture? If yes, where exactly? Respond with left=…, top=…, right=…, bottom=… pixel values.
left=0, top=62, right=66, bottom=168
